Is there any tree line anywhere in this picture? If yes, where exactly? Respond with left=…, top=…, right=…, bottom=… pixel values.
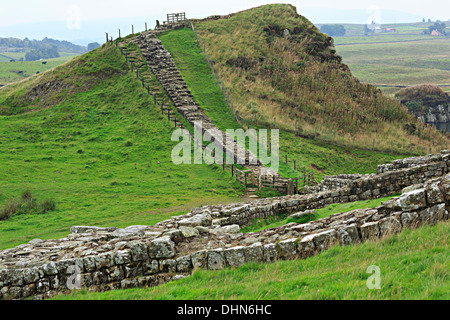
left=0, top=37, right=98, bottom=61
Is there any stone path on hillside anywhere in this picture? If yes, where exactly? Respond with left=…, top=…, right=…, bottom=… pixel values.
left=121, top=23, right=286, bottom=189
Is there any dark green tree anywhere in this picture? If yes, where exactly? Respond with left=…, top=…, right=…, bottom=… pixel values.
left=87, top=42, right=101, bottom=51
left=429, top=22, right=446, bottom=34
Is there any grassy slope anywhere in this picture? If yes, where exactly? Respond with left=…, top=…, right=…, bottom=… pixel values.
left=0, top=44, right=245, bottom=250
left=0, top=55, right=79, bottom=85
left=158, top=27, right=418, bottom=181
left=53, top=220, right=449, bottom=300
left=193, top=4, right=448, bottom=154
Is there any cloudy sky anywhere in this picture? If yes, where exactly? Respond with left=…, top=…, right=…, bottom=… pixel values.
left=1, top=0, right=448, bottom=44
left=1, top=0, right=449, bottom=26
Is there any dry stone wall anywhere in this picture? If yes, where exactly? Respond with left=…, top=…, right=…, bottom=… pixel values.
left=1, top=152, right=449, bottom=300
left=306, top=151, right=450, bottom=194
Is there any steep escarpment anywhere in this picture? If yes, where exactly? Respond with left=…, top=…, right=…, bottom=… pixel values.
left=193, top=4, right=448, bottom=153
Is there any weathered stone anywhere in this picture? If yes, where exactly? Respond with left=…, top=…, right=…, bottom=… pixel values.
left=311, top=229, right=338, bottom=251
left=419, top=203, right=448, bottom=225
left=144, top=260, right=159, bottom=275
left=207, top=249, right=226, bottom=270
left=263, top=243, right=277, bottom=263
left=191, top=250, right=208, bottom=269
left=178, top=226, right=200, bottom=238
left=55, top=259, right=84, bottom=275
left=23, top=267, right=40, bottom=284
left=8, top=287, right=22, bottom=300
left=159, top=259, right=177, bottom=273
left=360, top=221, right=380, bottom=240
left=289, top=209, right=316, bottom=219
left=94, top=252, right=115, bottom=268
left=337, top=224, right=360, bottom=246
left=426, top=183, right=445, bottom=205
left=28, top=239, right=44, bottom=245
left=178, top=214, right=212, bottom=227
left=245, top=242, right=263, bottom=263
left=276, top=238, right=298, bottom=260
left=43, top=262, right=58, bottom=276
left=81, top=256, right=97, bottom=273
left=148, top=237, right=175, bottom=259
left=107, top=265, right=124, bottom=282
left=114, top=250, right=132, bottom=265
left=240, top=236, right=258, bottom=246
left=400, top=189, right=427, bottom=211
left=379, top=217, right=402, bottom=236
left=124, top=262, right=144, bottom=278
left=401, top=211, right=421, bottom=228
left=195, top=226, right=210, bottom=235
left=128, top=241, right=149, bottom=262
left=224, top=246, right=246, bottom=267
left=298, top=235, right=315, bottom=259
left=222, top=225, right=241, bottom=234
left=163, top=229, right=184, bottom=242
left=401, top=183, right=424, bottom=194
left=176, top=255, right=192, bottom=272
left=70, top=226, right=117, bottom=234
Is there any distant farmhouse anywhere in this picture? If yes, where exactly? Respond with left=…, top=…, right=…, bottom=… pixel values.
left=431, top=29, right=444, bottom=36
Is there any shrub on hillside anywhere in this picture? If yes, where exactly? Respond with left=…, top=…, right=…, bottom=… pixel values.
left=0, top=190, right=56, bottom=221
left=395, top=84, right=449, bottom=109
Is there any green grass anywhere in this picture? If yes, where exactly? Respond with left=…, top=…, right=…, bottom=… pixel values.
left=241, top=194, right=398, bottom=233
left=158, top=29, right=240, bottom=132
left=0, top=44, right=245, bottom=250
left=52, top=220, right=450, bottom=300
left=0, top=54, right=79, bottom=85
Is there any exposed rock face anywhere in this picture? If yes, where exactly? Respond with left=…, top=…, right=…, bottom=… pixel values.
left=418, top=104, right=450, bottom=124
left=0, top=152, right=449, bottom=300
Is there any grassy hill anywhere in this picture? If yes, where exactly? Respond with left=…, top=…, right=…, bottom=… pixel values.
left=53, top=220, right=450, bottom=300
left=189, top=4, right=448, bottom=153
left=0, top=44, right=244, bottom=250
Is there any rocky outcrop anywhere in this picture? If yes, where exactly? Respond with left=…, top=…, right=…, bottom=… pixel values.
left=418, top=104, right=450, bottom=124
left=0, top=152, right=449, bottom=300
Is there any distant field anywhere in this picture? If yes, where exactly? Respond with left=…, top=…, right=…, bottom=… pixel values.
left=317, top=21, right=450, bottom=37
left=0, top=54, right=78, bottom=85
left=335, top=37, right=450, bottom=95
left=319, top=21, right=450, bottom=95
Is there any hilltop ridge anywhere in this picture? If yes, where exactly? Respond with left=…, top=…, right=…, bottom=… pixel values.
left=191, top=4, right=448, bottom=153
